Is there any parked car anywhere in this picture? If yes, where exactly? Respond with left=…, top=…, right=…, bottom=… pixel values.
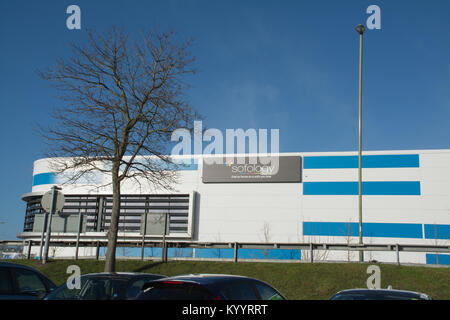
left=329, top=288, right=432, bottom=300
left=45, top=272, right=167, bottom=300
left=136, top=274, right=287, bottom=300
left=0, top=261, right=57, bottom=300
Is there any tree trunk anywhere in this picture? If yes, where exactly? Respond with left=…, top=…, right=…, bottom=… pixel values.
left=104, top=164, right=121, bottom=272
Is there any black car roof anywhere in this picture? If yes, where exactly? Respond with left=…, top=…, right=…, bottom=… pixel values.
left=0, top=261, right=57, bottom=286
left=80, top=272, right=167, bottom=279
left=145, top=274, right=262, bottom=285
left=140, top=273, right=287, bottom=300
left=334, top=288, right=428, bottom=298
left=0, top=261, right=49, bottom=274
left=0, top=261, right=38, bottom=269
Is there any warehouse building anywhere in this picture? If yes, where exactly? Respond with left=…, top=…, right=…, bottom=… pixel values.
left=18, top=149, right=450, bottom=264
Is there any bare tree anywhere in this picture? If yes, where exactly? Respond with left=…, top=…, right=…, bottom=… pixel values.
left=343, top=220, right=356, bottom=262
left=38, top=27, right=199, bottom=272
left=213, top=233, right=223, bottom=259
left=259, top=221, right=272, bottom=259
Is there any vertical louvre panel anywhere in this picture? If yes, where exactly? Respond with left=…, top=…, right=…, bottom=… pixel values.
left=103, top=195, right=147, bottom=232
left=24, top=194, right=191, bottom=236
left=27, top=195, right=98, bottom=233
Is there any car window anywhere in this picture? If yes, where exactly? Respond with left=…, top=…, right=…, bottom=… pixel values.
left=42, top=276, right=57, bottom=290
left=47, top=283, right=82, bottom=300
left=225, top=282, right=258, bottom=300
left=14, top=268, right=47, bottom=296
left=125, top=276, right=165, bottom=299
left=80, top=279, right=128, bottom=300
left=254, top=282, right=284, bottom=300
left=46, top=278, right=87, bottom=300
left=139, top=283, right=211, bottom=300
left=126, top=278, right=148, bottom=299
left=0, top=267, right=13, bottom=295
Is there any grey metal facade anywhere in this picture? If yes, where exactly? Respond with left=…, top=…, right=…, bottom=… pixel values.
left=23, top=194, right=191, bottom=235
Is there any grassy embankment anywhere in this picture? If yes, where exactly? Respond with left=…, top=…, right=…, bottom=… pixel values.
left=4, top=259, right=449, bottom=299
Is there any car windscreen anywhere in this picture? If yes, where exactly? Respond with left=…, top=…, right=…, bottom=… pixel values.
left=137, top=282, right=212, bottom=300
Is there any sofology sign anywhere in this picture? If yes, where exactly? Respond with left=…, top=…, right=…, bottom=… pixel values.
left=202, top=156, right=302, bottom=183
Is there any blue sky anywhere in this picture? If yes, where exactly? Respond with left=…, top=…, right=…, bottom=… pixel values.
left=0, top=0, right=449, bottom=239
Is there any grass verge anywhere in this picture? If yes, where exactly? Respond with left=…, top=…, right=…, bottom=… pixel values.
left=3, top=259, right=449, bottom=299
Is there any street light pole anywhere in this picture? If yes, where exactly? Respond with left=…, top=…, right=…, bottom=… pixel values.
left=356, top=24, right=365, bottom=262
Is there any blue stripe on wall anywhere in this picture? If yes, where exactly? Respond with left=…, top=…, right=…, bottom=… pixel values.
left=32, top=161, right=198, bottom=186
left=149, top=159, right=199, bottom=171
left=116, top=247, right=195, bottom=258
left=174, top=162, right=199, bottom=171
left=115, top=247, right=301, bottom=260
left=364, top=223, right=423, bottom=238
left=303, top=222, right=359, bottom=237
left=303, top=222, right=423, bottom=238
left=303, top=181, right=421, bottom=195
left=195, top=248, right=235, bottom=259
left=303, top=154, right=420, bottom=169
left=426, top=254, right=450, bottom=265
left=424, top=224, right=450, bottom=240
left=32, top=172, right=57, bottom=186
left=103, top=158, right=199, bottom=172
left=194, top=248, right=301, bottom=260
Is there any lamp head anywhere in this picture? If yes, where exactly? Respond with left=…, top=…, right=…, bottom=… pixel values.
left=356, top=24, right=365, bottom=35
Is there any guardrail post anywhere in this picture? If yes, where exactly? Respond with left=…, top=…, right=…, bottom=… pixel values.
left=162, top=212, right=168, bottom=262
left=96, top=241, right=100, bottom=260
left=234, top=242, right=238, bottom=263
left=27, top=240, right=32, bottom=259
left=75, top=213, right=82, bottom=260
left=75, top=243, right=79, bottom=261
left=164, top=243, right=168, bottom=262
left=396, top=244, right=400, bottom=266
left=161, top=240, right=168, bottom=262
